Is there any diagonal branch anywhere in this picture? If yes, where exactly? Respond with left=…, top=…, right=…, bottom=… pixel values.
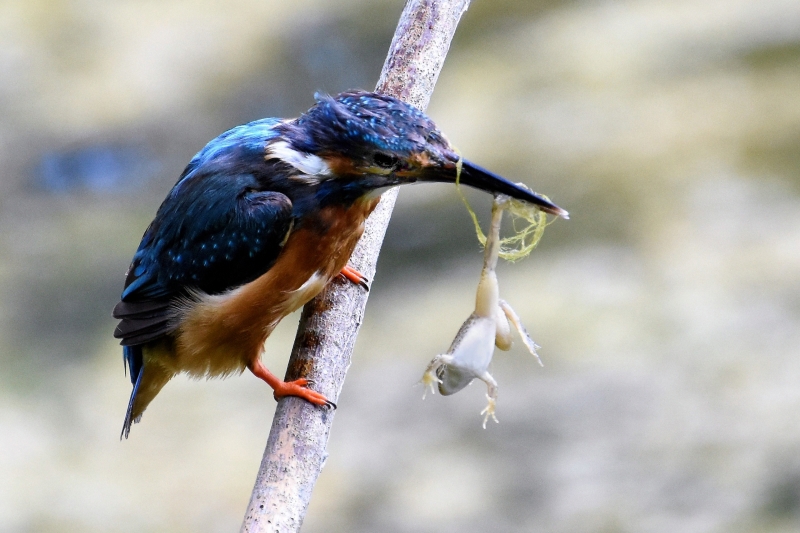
left=240, top=1, right=471, bottom=531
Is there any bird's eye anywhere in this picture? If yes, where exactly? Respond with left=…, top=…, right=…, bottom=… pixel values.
left=373, top=153, right=399, bottom=170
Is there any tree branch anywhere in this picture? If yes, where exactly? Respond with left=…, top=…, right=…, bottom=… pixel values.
left=240, top=1, right=471, bottom=531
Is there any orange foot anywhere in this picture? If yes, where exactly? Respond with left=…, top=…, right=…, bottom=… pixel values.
left=273, top=378, right=334, bottom=407
left=248, top=360, right=336, bottom=409
left=340, top=265, right=369, bottom=291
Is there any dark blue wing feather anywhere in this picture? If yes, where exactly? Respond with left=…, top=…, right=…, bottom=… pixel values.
left=113, top=118, right=293, bottom=345
left=120, top=174, right=293, bottom=300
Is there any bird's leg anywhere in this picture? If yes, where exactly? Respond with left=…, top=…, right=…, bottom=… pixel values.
left=247, top=358, right=335, bottom=408
left=339, top=265, right=369, bottom=291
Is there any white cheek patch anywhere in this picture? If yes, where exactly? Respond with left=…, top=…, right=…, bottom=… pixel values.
left=266, top=140, right=332, bottom=178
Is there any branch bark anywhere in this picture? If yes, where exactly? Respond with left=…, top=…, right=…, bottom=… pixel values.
left=241, top=1, right=471, bottom=531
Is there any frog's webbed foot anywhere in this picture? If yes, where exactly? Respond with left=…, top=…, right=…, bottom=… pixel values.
left=478, top=371, right=499, bottom=428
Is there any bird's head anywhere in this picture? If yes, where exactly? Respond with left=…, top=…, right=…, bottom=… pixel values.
left=270, top=90, right=568, bottom=218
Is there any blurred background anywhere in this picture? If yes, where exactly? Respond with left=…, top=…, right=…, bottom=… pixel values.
left=1, top=0, right=799, bottom=531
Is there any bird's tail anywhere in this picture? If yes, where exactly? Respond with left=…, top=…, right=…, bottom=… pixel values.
left=121, top=345, right=144, bottom=439
left=121, top=345, right=172, bottom=439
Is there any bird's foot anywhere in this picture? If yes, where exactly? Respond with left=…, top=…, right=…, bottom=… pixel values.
left=273, top=378, right=337, bottom=409
left=340, top=265, right=369, bottom=291
left=248, top=359, right=336, bottom=409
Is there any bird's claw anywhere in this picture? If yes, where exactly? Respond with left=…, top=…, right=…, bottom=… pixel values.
left=273, top=377, right=334, bottom=408
left=340, top=265, right=370, bottom=291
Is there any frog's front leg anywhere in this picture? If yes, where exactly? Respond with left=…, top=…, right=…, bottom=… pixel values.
left=421, top=354, right=452, bottom=399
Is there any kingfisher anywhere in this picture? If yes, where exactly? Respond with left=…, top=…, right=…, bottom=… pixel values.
left=113, top=90, right=568, bottom=438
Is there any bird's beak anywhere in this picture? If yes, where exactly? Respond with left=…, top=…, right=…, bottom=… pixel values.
left=416, top=156, right=568, bottom=219
left=456, top=160, right=569, bottom=219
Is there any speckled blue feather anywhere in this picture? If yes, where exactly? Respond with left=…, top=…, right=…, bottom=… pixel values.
left=113, top=119, right=297, bottom=351
left=121, top=119, right=291, bottom=300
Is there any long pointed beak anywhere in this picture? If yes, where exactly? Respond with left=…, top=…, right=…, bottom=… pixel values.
left=457, top=160, right=569, bottom=219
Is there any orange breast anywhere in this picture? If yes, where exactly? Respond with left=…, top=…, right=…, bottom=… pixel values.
left=168, top=196, right=380, bottom=379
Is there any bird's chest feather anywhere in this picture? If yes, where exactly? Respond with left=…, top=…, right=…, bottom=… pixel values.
left=170, top=197, right=379, bottom=377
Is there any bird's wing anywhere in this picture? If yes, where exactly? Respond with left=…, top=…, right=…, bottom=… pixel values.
left=113, top=167, right=294, bottom=346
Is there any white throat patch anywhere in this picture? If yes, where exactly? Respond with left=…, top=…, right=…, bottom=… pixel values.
left=266, top=140, right=331, bottom=179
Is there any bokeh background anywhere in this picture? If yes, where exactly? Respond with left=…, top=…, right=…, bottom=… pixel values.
left=1, top=0, right=799, bottom=531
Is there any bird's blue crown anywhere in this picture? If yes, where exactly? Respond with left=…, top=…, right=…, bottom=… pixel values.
left=288, top=91, right=450, bottom=161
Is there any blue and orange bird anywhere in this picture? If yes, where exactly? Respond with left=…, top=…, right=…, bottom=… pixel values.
left=113, top=90, right=568, bottom=438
